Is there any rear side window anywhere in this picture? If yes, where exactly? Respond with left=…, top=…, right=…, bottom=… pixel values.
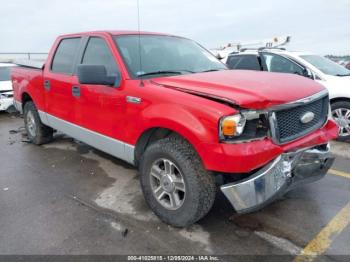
left=51, top=38, right=81, bottom=74
left=82, top=37, right=119, bottom=76
left=227, top=55, right=261, bottom=70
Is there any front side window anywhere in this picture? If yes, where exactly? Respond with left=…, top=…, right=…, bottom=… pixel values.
left=82, top=37, right=119, bottom=76
left=51, top=38, right=81, bottom=74
left=227, top=55, right=261, bottom=70
left=301, top=55, right=350, bottom=76
left=262, top=53, right=304, bottom=76
left=0, top=67, right=12, bottom=81
left=114, top=35, right=226, bottom=78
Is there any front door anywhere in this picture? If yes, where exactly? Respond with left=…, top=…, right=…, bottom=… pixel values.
left=71, top=36, right=130, bottom=160
left=260, top=52, right=305, bottom=76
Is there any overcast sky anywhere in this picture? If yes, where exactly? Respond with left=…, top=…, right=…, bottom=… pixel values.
left=1, top=0, right=349, bottom=55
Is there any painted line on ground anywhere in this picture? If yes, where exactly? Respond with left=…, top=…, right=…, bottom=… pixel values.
left=293, top=202, right=350, bottom=262
left=328, top=169, right=350, bottom=179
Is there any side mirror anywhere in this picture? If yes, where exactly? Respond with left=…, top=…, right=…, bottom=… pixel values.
left=77, top=64, right=121, bottom=87
left=302, top=68, right=314, bottom=80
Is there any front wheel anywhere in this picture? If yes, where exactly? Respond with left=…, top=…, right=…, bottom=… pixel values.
left=139, top=136, right=216, bottom=227
left=331, top=101, right=350, bottom=141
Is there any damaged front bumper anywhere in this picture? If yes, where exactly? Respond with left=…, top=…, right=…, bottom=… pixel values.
left=220, top=144, right=334, bottom=213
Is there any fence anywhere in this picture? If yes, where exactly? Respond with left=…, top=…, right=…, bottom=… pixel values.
left=0, top=52, right=48, bottom=63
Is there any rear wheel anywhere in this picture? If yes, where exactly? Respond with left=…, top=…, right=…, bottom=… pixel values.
left=139, top=135, right=216, bottom=227
left=24, top=101, right=53, bottom=145
left=331, top=101, right=350, bottom=141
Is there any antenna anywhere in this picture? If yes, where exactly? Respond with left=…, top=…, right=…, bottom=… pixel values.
left=137, top=0, right=144, bottom=86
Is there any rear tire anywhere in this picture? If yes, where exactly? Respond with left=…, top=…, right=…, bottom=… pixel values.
left=139, top=135, right=216, bottom=227
left=331, top=101, right=350, bottom=141
left=24, top=101, right=53, bottom=145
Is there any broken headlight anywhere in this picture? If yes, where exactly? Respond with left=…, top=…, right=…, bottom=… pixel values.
left=219, top=111, right=269, bottom=142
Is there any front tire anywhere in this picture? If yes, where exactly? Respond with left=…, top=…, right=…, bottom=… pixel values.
left=24, top=101, right=53, bottom=145
left=139, top=136, right=216, bottom=227
left=331, top=101, right=350, bottom=141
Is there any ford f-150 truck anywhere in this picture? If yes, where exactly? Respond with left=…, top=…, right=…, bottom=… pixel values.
left=12, top=31, right=338, bottom=227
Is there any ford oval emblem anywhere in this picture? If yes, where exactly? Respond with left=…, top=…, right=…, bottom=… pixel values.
left=300, top=112, right=315, bottom=124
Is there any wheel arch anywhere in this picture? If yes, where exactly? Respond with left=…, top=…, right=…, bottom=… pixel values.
left=134, top=126, right=205, bottom=167
left=330, top=97, right=350, bottom=104
left=21, top=92, right=34, bottom=109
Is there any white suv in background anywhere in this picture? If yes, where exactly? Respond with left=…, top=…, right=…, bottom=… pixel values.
left=224, top=49, right=350, bottom=140
left=0, top=63, right=16, bottom=112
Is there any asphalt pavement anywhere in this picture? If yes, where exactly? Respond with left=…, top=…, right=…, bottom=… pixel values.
left=0, top=112, right=349, bottom=261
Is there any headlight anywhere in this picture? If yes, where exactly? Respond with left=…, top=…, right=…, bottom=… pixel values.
left=219, top=111, right=269, bottom=142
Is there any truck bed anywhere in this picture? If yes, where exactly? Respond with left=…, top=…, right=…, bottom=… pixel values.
left=11, top=65, right=44, bottom=112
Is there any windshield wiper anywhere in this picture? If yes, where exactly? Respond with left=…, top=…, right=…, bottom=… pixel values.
left=200, top=68, right=227, bottom=73
left=137, top=70, right=193, bottom=77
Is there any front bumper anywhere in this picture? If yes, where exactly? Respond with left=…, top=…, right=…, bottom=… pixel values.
left=198, top=120, right=338, bottom=174
left=220, top=144, right=334, bottom=213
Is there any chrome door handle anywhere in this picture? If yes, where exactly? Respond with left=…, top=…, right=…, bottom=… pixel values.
left=126, top=96, right=141, bottom=104
left=44, top=80, right=50, bottom=91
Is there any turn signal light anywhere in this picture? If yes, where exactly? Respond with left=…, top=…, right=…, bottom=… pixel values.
left=219, top=114, right=246, bottom=140
left=222, top=119, right=237, bottom=136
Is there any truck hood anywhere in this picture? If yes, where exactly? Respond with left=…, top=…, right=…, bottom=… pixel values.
left=151, top=70, right=325, bottom=109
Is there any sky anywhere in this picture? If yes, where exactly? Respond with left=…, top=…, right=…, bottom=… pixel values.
left=0, top=0, right=349, bottom=55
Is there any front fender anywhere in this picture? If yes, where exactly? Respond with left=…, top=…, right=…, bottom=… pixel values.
left=131, top=103, right=221, bottom=159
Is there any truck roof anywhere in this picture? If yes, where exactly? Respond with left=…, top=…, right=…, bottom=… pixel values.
left=230, top=49, right=314, bottom=57
left=60, top=30, right=173, bottom=38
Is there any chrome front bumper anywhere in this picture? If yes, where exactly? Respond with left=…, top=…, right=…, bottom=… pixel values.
left=220, top=144, right=334, bottom=213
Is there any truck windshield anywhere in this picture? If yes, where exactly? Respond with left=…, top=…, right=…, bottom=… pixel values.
left=114, top=35, right=227, bottom=78
left=0, top=67, right=11, bottom=81
left=301, top=55, right=350, bottom=76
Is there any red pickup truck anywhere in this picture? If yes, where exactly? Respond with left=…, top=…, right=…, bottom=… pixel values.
left=12, top=31, right=338, bottom=227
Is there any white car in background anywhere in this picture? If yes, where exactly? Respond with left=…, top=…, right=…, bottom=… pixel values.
left=0, top=63, right=16, bottom=111
left=224, top=49, right=350, bottom=140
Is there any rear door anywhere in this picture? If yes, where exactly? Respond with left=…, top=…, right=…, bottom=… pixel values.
left=44, top=37, right=82, bottom=124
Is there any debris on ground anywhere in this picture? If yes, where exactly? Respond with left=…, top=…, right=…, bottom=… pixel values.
left=122, top=228, right=129, bottom=238
left=9, top=130, right=18, bottom=134
left=9, top=127, right=25, bottom=135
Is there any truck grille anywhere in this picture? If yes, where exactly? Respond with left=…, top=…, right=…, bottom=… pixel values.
left=272, top=95, right=329, bottom=144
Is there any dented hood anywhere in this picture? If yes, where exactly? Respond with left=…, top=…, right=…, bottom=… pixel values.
left=151, top=70, right=325, bottom=109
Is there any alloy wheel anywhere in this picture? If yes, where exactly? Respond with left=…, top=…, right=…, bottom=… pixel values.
left=149, top=158, right=186, bottom=210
